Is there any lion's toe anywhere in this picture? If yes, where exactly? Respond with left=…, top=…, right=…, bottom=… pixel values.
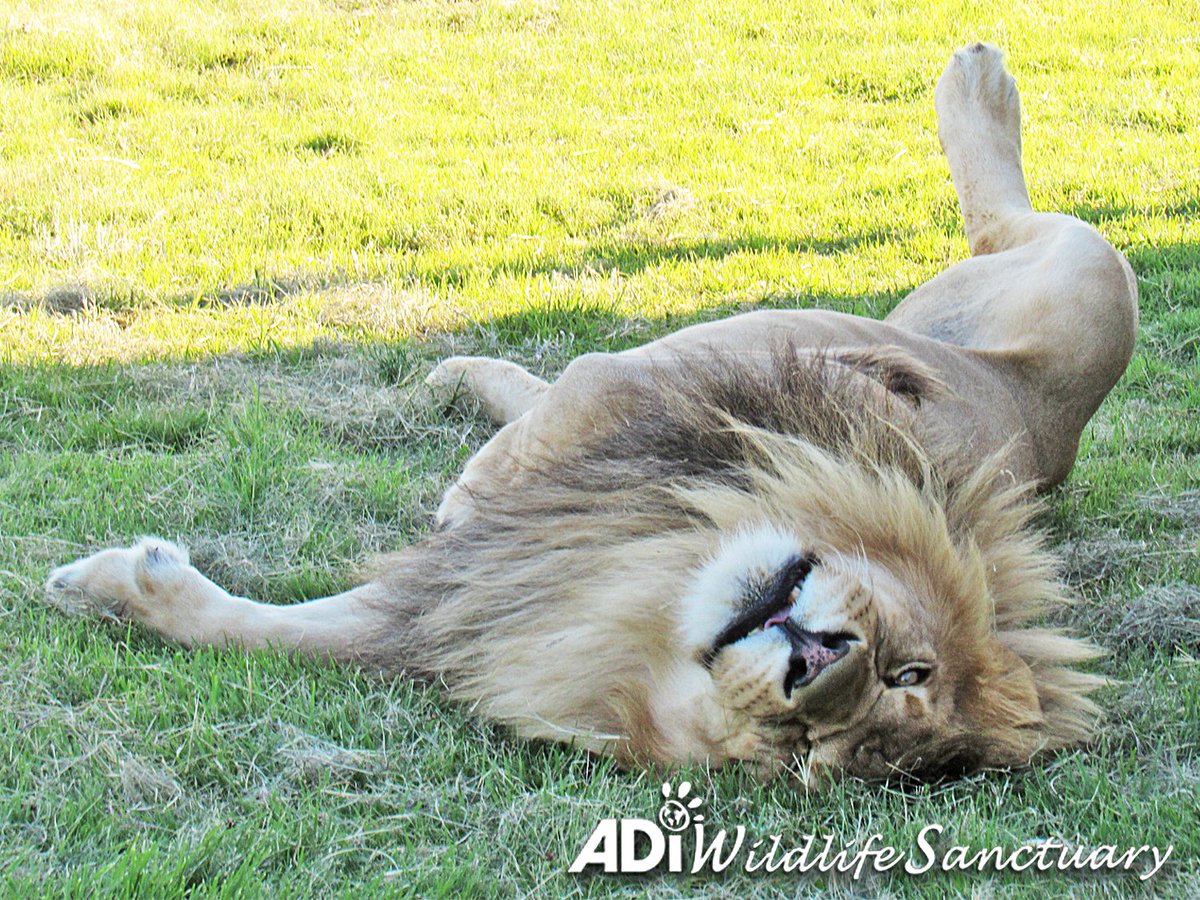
left=46, top=552, right=129, bottom=620
left=45, top=565, right=115, bottom=619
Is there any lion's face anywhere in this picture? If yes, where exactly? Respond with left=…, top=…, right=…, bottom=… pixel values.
left=682, top=524, right=1045, bottom=781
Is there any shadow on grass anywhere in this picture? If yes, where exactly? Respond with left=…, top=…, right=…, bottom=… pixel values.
left=2, top=273, right=332, bottom=315
left=486, top=227, right=917, bottom=279
left=2, top=225, right=920, bottom=315
left=1065, top=196, right=1200, bottom=227
left=0, top=279, right=917, bottom=454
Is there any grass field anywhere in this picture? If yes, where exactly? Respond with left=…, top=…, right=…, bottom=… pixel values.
left=2, top=0, right=1198, bottom=895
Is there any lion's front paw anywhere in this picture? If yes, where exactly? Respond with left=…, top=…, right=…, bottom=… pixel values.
left=425, top=356, right=481, bottom=398
left=46, top=537, right=188, bottom=622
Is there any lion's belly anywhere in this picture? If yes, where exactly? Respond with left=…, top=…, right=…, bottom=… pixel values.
left=622, top=309, right=1043, bottom=485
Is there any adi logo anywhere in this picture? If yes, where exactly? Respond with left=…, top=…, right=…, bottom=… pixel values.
left=568, top=781, right=737, bottom=874
left=656, top=781, right=704, bottom=832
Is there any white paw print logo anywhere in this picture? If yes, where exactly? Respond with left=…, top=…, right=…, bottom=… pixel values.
left=657, top=781, right=705, bottom=832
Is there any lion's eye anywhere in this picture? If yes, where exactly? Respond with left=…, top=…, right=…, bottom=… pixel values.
left=889, top=665, right=932, bottom=688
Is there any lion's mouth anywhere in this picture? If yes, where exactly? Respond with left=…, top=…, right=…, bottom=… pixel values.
left=705, top=555, right=855, bottom=695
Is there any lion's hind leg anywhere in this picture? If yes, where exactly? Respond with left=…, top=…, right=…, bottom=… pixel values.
left=885, top=42, right=1137, bottom=486
left=46, top=538, right=391, bottom=662
left=426, top=356, right=549, bottom=426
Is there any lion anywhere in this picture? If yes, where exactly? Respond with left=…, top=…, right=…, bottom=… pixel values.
left=45, top=44, right=1137, bottom=783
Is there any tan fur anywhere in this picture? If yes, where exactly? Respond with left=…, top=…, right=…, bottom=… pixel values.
left=45, top=45, right=1135, bottom=783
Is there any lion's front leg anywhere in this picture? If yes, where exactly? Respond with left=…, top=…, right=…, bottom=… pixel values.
left=433, top=420, right=531, bottom=529
left=46, top=538, right=389, bottom=660
left=431, top=352, right=646, bottom=529
left=427, top=356, right=556, bottom=529
left=426, top=355, right=549, bottom=426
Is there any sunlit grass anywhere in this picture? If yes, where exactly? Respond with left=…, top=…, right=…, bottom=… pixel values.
left=1, top=0, right=1197, bottom=895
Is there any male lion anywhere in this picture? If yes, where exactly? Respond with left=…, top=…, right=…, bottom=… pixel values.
left=47, top=45, right=1137, bottom=783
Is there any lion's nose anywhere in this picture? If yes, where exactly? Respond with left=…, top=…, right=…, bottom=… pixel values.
left=779, top=623, right=853, bottom=695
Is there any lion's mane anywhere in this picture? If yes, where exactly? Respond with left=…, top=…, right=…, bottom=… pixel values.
left=362, top=346, right=1102, bottom=775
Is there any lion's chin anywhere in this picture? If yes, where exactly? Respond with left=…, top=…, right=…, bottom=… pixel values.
left=712, top=608, right=857, bottom=702
left=709, top=629, right=797, bottom=717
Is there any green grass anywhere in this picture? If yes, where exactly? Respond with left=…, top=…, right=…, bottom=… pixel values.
left=1, top=0, right=1198, bottom=895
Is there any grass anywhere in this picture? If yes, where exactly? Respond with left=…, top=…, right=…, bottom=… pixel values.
left=1, top=0, right=1197, bottom=895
